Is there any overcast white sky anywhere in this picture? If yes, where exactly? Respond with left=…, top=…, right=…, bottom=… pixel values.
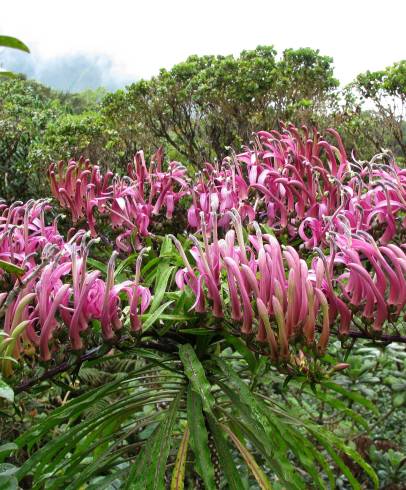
left=1, top=0, right=405, bottom=86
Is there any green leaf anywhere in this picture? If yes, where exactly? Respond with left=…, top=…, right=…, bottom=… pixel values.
left=142, top=257, right=161, bottom=281
left=218, top=382, right=304, bottom=489
left=302, top=419, right=378, bottom=489
left=15, top=363, right=181, bottom=486
left=0, top=463, right=18, bottom=490
left=159, top=236, right=174, bottom=257
left=206, top=415, right=245, bottom=490
left=170, top=426, right=189, bottom=490
left=187, top=387, right=216, bottom=489
left=87, top=474, right=123, bottom=490
left=393, top=392, right=406, bottom=407
left=0, top=443, right=18, bottom=463
left=19, top=388, right=175, bottom=486
left=0, top=464, right=18, bottom=478
left=156, top=313, right=193, bottom=322
left=0, top=474, right=19, bottom=490
left=0, top=475, right=18, bottom=490
left=55, top=413, right=162, bottom=489
left=310, top=388, right=369, bottom=430
left=215, top=360, right=309, bottom=488
left=114, top=253, right=137, bottom=278
left=0, top=379, right=14, bottom=403
left=224, top=334, right=257, bottom=372
left=125, top=391, right=182, bottom=489
left=321, top=380, right=379, bottom=415
left=150, top=265, right=174, bottom=313
left=0, top=357, right=18, bottom=365
left=141, top=300, right=174, bottom=332
left=0, top=260, right=25, bottom=276
left=306, top=428, right=362, bottom=489
left=16, top=364, right=154, bottom=447
left=0, top=36, right=30, bottom=53
left=179, top=344, right=215, bottom=414
left=222, top=424, right=272, bottom=490
left=86, top=257, right=107, bottom=274
left=179, top=328, right=212, bottom=335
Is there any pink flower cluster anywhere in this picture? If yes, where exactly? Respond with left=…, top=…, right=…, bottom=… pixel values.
left=188, top=125, right=406, bottom=248
left=49, top=126, right=406, bottom=254
left=0, top=202, right=151, bottom=364
left=0, top=199, right=65, bottom=272
left=49, top=150, right=189, bottom=251
left=174, top=213, right=331, bottom=360
left=175, top=210, right=406, bottom=359
left=330, top=232, right=406, bottom=333
left=187, top=162, right=255, bottom=230
left=1, top=124, right=405, bottom=369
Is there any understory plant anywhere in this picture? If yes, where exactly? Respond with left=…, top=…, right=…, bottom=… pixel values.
left=1, top=124, right=405, bottom=489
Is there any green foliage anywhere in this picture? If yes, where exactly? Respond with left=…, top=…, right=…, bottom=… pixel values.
left=0, top=35, right=30, bottom=80
left=0, top=377, right=14, bottom=402
left=170, top=425, right=189, bottom=490
left=356, top=61, right=406, bottom=101
left=103, top=46, right=339, bottom=164
left=29, top=111, right=122, bottom=174
left=0, top=260, right=25, bottom=276
left=0, top=48, right=404, bottom=203
left=186, top=387, right=216, bottom=489
left=1, top=239, right=404, bottom=488
left=0, top=78, right=123, bottom=200
left=351, top=60, right=406, bottom=158
left=0, top=77, right=64, bottom=200
left=7, top=345, right=379, bottom=489
left=0, top=44, right=406, bottom=488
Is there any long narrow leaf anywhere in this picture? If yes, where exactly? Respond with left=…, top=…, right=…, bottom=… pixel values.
left=219, top=382, right=305, bottom=489
left=187, top=387, right=216, bottom=489
left=321, top=380, right=379, bottom=415
left=179, top=344, right=215, bottom=414
left=311, top=389, right=369, bottom=430
left=141, top=300, right=174, bottom=332
left=150, top=265, right=174, bottom=313
left=207, top=415, right=245, bottom=490
left=0, top=259, right=25, bottom=276
left=170, top=426, right=189, bottom=490
left=0, top=36, right=30, bottom=52
left=221, top=424, right=272, bottom=490
left=125, top=391, right=182, bottom=489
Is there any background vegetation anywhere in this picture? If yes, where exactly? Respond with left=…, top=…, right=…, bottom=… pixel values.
left=1, top=46, right=405, bottom=202
left=1, top=41, right=406, bottom=490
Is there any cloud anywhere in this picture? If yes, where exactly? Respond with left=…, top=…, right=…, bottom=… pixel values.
left=0, top=50, right=134, bottom=92
left=1, top=0, right=405, bottom=90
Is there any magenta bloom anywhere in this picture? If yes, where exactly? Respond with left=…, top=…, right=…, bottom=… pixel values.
left=50, top=151, right=189, bottom=249
left=178, top=216, right=336, bottom=360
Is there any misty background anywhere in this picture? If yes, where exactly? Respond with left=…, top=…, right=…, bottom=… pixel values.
left=0, top=49, right=133, bottom=91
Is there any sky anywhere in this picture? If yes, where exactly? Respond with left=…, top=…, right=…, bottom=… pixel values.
left=0, top=0, right=405, bottom=92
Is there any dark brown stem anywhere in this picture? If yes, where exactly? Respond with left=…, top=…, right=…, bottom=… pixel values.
left=344, top=330, right=406, bottom=344
left=14, top=345, right=106, bottom=394
left=12, top=326, right=406, bottom=395
left=14, top=338, right=176, bottom=395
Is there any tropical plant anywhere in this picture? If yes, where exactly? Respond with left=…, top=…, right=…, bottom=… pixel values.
left=1, top=123, right=406, bottom=488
